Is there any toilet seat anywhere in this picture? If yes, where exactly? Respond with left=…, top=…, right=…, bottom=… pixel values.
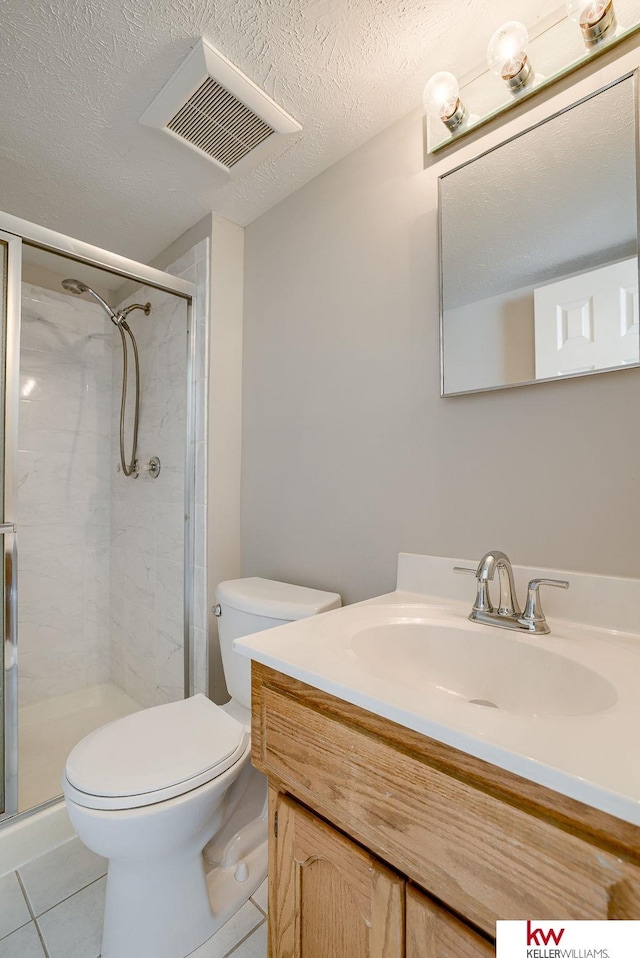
left=63, top=694, right=249, bottom=811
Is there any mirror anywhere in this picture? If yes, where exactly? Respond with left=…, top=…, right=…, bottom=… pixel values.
left=439, top=73, right=639, bottom=396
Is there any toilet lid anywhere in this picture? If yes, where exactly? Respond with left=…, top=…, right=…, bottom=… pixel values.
left=65, top=695, right=248, bottom=804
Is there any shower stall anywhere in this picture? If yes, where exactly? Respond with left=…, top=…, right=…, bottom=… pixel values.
left=0, top=212, right=204, bottom=824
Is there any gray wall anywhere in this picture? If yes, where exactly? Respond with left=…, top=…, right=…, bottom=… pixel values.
left=241, top=51, right=640, bottom=606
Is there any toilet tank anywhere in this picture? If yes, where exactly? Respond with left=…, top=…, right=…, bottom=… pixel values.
left=214, top=577, right=342, bottom=708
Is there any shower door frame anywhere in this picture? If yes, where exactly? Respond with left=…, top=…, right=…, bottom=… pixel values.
left=0, top=210, right=199, bottom=825
left=1, top=227, right=22, bottom=820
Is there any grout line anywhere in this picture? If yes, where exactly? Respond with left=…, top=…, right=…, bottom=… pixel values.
left=16, top=871, right=51, bottom=958
left=16, top=870, right=36, bottom=920
left=222, top=917, right=267, bottom=958
left=0, top=917, right=32, bottom=943
left=249, top=896, right=267, bottom=919
left=31, top=872, right=107, bottom=920
left=33, top=919, right=52, bottom=958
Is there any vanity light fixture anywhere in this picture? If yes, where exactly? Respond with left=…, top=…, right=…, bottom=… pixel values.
left=423, top=72, right=468, bottom=131
left=424, top=1, right=639, bottom=153
left=487, top=21, right=534, bottom=93
left=566, top=0, right=617, bottom=47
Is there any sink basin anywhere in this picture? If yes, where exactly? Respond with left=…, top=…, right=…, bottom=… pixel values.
left=350, top=620, right=618, bottom=717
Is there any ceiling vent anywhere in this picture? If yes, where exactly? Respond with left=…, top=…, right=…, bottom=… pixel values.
left=140, top=39, right=301, bottom=176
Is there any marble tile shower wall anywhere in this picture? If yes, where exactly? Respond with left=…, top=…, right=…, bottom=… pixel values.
left=109, top=239, right=209, bottom=705
left=109, top=285, right=186, bottom=707
left=18, top=286, right=112, bottom=705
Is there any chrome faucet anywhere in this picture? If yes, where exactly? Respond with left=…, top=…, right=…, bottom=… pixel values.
left=454, top=550, right=569, bottom=635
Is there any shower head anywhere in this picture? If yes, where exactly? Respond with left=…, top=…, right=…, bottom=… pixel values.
left=61, top=278, right=119, bottom=324
left=62, top=278, right=89, bottom=295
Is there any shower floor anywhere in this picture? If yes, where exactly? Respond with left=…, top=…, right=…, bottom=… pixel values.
left=18, top=682, right=142, bottom=813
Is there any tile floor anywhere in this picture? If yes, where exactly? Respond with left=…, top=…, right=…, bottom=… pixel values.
left=0, top=838, right=267, bottom=958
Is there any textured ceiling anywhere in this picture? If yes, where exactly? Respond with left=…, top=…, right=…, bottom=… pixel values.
left=1, top=0, right=557, bottom=262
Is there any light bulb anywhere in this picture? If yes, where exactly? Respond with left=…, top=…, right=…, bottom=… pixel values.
left=566, top=0, right=617, bottom=46
left=423, top=72, right=467, bottom=132
left=487, top=21, right=533, bottom=92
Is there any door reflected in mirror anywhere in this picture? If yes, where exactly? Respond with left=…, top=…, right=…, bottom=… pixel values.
left=439, top=73, right=639, bottom=396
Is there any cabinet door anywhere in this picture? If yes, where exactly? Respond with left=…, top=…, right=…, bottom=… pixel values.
left=406, top=886, right=493, bottom=958
left=273, top=793, right=404, bottom=958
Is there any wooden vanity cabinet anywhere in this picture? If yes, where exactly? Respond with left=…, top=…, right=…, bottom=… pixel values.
left=406, top=888, right=493, bottom=958
left=252, top=663, right=640, bottom=957
left=272, top=791, right=490, bottom=958
left=273, top=792, right=404, bottom=958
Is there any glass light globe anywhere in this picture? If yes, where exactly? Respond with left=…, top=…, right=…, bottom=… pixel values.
left=566, top=0, right=616, bottom=46
left=566, top=0, right=609, bottom=25
left=423, top=72, right=460, bottom=122
left=487, top=21, right=530, bottom=81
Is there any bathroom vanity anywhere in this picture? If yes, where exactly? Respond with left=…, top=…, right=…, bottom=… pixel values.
left=235, top=554, right=640, bottom=956
left=251, top=663, right=640, bottom=956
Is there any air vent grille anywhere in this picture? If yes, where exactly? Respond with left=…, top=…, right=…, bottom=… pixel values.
left=167, top=77, right=275, bottom=169
left=140, top=39, right=301, bottom=175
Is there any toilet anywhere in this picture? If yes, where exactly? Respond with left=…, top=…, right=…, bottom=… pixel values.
left=62, top=577, right=341, bottom=958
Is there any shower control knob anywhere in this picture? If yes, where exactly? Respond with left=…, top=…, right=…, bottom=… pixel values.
left=133, top=457, right=161, bottom=479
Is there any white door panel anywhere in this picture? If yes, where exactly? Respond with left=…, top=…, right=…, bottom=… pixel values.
left=534, top=258, right=639, bottom=379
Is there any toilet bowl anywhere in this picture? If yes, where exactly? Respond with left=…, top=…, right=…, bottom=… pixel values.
left=63, top=696, right=258, bottom=958
left=62, top=577, right=341, bottom=958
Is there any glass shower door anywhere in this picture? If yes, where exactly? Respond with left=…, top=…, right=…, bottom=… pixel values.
left=0, top=229, right=21, bottom=820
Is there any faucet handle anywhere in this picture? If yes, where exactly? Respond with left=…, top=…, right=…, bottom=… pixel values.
left=520, top=578, right=569, bottom=631
left=453, top=566, right=493, bottom=613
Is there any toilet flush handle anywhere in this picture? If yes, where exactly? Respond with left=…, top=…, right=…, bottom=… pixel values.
left=212, top=604, right=222, bottom=617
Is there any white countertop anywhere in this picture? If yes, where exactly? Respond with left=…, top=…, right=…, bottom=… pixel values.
left=234, top=554, right=640, bottom=826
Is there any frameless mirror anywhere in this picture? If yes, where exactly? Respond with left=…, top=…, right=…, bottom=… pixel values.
left=439, top=73, right=639, bottom=396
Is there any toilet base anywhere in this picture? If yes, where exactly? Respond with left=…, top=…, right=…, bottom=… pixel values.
left=205, top=840, right=268, bottom=939
left=102, top=849, right=213, bottom=958
left=65, top=745, right=268, bottom=958
left=101, top=838, right=268, bottom=958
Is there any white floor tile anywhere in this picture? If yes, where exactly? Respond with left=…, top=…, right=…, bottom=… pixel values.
left=37, top=876, right=105, bottom=958
left=0, top=872, right=31, bottom=941
left=19, top=838, right=107, bottom=916
left=0, top=922, right=46, bottom=958
left=188, top=901, right=264, bottom=957
left=230, top=923, right=267, bottom=958
left=250, top=879, right=268, bottom=915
